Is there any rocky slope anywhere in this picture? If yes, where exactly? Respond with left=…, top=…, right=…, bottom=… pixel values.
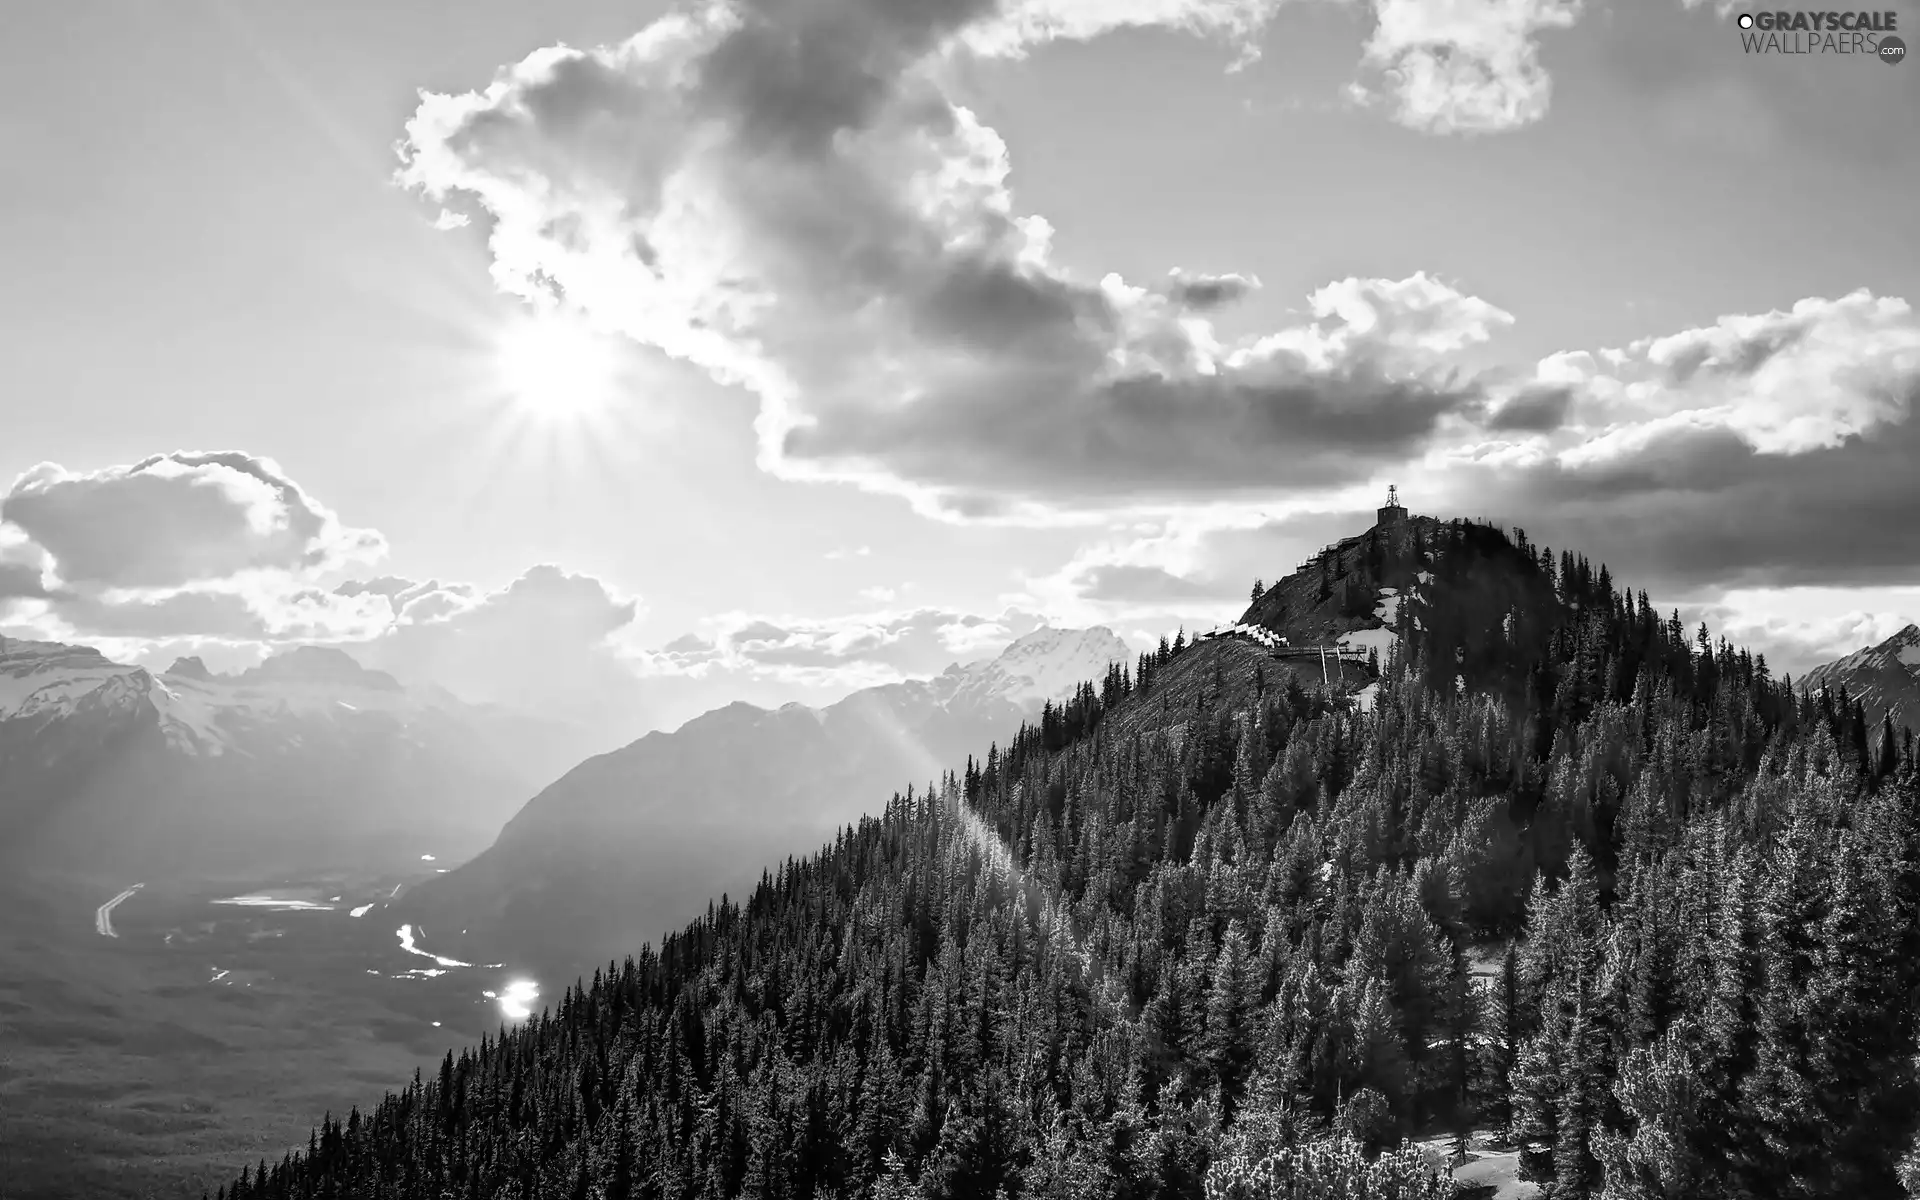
left=1802, top=623, right=1920, bottom=736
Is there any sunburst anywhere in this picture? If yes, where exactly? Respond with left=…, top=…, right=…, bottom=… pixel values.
left=492, top=310, right=623, bottom=425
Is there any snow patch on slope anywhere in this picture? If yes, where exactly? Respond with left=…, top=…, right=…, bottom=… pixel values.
left=1375, top=588, right=1401, bottom=626
left=1338, top=583, right=1410, bottom=663
left=1339, top=626, right=1397, bottom=660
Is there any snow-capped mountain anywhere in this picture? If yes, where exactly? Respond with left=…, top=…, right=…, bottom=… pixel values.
left=0, top=636, right=571, bottom=880
left=5, top=640, right=432, bottom=756
left=393, top=627, right=1133, bottom=976
left=942, top=626, right=1135, bottom=707
left=1801, top=623, right=1920, bottom=736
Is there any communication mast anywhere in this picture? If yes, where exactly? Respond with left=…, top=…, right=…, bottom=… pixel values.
left=1377, top=484, right=1407, bottom=529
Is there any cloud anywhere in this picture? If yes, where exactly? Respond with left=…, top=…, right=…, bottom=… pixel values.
left=0, top=444, right=1128, bottom=737
left=0, top=451, right=396, bottom=652
left=1165, top=268, right=1261, bottom=311
left=335, top=576, right=423, bottom=600
left=0, top=526, right=48, bottom=605
left=2, top=451, right=384, bottom=590
left=962, top=0, right=1294, bottom=58
left=1073, top=563, right=1230, bottom=604
left=1482, top=383, right=1573, bottom=432
left=1025, top=505, right=1369, bottom=626
left=1349, top=0, right=1582, bottom=134
left=0, top=456, right=648, bottom=729
left=635, top=605, right=1052, bottom=689
left=397, top=3, right=1524, bottom=523
left=1034, top=279, right=1920, bottom=624
left=0, top=551, right=48, bottom=601
left=23, top=580, right=395, bottom=643
left=1434, top=289, right=1920, bottom=591
left=996, top=285, right=1908, bottom=621
left=1679, top=590, right=1920, bottom=676
left=353, top=565, right=644, bottom=724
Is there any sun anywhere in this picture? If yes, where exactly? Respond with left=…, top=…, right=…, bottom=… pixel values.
left=492, top=312, right=621, bottom=423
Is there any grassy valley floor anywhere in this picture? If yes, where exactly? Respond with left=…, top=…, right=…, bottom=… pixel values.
left=0, top=868, right=535, bottom=1200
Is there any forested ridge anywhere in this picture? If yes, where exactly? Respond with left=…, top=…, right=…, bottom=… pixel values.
left=210, top=519, right=1920, bottom=1200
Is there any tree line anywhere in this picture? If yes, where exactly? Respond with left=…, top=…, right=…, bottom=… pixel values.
left=209, top=519, right=1920, bottom=1199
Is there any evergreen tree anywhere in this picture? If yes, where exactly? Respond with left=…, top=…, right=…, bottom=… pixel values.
left=203, top=523, right=1920, bottom=1200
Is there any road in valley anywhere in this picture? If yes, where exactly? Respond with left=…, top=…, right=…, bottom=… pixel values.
left=94, top=883, right=144, bottom=937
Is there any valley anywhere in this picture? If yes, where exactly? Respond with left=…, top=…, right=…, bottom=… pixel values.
left=7, top=6, right=1915, bottom=1192
left=1, top=519, right=1913, bottom=1199
left=0, top=865, right=541, bottom=1200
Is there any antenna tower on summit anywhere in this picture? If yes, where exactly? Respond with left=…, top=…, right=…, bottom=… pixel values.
left=1377, top=484, right=1407, bottom=534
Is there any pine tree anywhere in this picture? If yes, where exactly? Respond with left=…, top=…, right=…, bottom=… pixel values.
left=1205, top=919, right=1257, bottom=1112
left=200, top=523, right=1920, bottom=1200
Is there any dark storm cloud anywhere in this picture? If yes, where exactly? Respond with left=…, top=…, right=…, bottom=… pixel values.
left=785, top=364, right=1485, bottom=502
left=1463, top=403, right=1920, bottom=591
left=1391, top=287, right=1920, bottom=593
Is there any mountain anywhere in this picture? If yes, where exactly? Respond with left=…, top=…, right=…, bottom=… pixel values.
left=0, top=637, right=575, bottom=880
left=394, top=627, right=1135, bottom=976
left=1801, top=622, right=1920, bottom=737
left=217, top=513, right=1920, bottom=1200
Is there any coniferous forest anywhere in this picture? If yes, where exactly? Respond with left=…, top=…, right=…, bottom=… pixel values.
left=210, top=520, right=1920, bottom=1200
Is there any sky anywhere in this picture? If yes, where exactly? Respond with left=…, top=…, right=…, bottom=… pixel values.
left=2, top=0, right=1917, bottom=744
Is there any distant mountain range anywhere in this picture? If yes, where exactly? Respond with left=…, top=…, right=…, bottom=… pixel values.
left=393, top=626, right=1134, bottom=977
left=1802, top=623, right=1920, bottom=737
left=0, top=638, right=587, bottom=881
left=208, top=517, right=1920, bottom=1200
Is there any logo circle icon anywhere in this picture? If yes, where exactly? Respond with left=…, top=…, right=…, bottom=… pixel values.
left=1881, top=35, right=1907, bottom=64
left=1737, top=12, right=1754, bottom=28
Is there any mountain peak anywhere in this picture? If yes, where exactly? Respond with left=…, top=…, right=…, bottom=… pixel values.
left=0, top=635, right=120, bottom=673
left=164, top=655, right=214, bottom=681
left=239, top=645, right=402, bottom=690
left=963, top=626, right=1133, bottom=707
left=1802, top=621, right=1920, bottom=737
left=998, top=625, right=1122, bottom=657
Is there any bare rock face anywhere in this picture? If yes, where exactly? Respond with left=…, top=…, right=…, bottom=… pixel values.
left=1802, top=623, right=1920, bottom=737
